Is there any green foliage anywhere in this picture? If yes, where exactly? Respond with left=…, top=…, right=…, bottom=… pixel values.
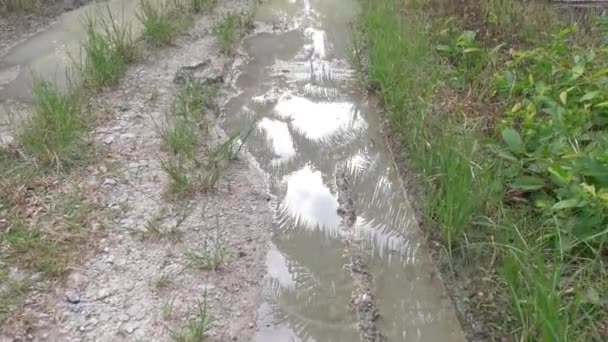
left=214, top=14, right=243, bottom=54
left=495, top=27, right=608, bottom=251
left=19, top=81, right=89, bottom=166
left=138, top=0, right=191, bottom=46
left=191, top=0, right=216, bottom=13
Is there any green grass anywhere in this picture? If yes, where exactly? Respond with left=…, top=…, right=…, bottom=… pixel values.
left=191, top=0, right=216, bottom=13
left=80, top=7, right=136, bottom=89
left=358, top=0, right=608, bottom=340
left=161, top=119, right=199, bottom=158
left=0, top=270, right=31, bottom=326
left=173, top=81, right=215, bottom=128
left=138, top=0, right=192, bottom=47
left=18, top=81, right=89, bottom=167
left=214, top=14, right=243, bottom=54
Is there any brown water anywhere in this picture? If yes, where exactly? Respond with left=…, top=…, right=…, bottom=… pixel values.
left=0, top=0, right=145, bottom=102
left=222, top=0, right=466, bottom=341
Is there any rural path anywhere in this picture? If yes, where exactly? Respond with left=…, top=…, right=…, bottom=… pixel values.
left=0, top=0, right=467, bottom=341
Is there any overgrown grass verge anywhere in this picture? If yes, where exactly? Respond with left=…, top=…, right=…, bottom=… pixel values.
left=0, top=0, right=36, bottom=14
left=358, top=0, right=608, bottom=340
left=168, top=295, right=211, bottom=341
left=138, top=0, right=193, bottom=47
left=214, top=13, right=254, bottom=54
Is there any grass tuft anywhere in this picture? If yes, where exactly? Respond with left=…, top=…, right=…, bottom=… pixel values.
left=168, top=295, right=211, bottom=342
left=18, top=81, right=89, bottom=167
left=214, top=13, right=246, bottom=54
left=191, top=0, right=216, bottom=14
left=138, top=0, right=192, bottom=47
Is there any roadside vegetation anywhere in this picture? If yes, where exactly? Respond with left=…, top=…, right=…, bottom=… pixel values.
left=357, top=0, right=608, bottom=340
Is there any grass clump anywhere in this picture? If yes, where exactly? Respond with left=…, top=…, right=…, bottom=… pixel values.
left=191, top=0, right=216, bottom=13
left=168, top=295, right=211, bottom=342
left=18, top=81, right=89, bottom=167
left=80, top=8, right=136, bottom=89
left=214, top=13, right=251, bottom=54
left=138, top=0, right=192, bottom=47
left=358, top=0, right=608, bottom=340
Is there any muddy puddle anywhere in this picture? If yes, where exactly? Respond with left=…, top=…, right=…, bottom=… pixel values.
left=222, top=0, right=466, bottom=340
left=0, top=0, right=150, bottom=102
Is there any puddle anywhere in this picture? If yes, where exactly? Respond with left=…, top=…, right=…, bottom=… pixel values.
left=223, top=0, right=466, bottom=340
left=0, top=0, right=150, bottom=102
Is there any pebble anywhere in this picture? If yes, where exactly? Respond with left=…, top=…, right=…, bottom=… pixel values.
left=102, top=135, right=115, bottom=145
left=96, top=289, right=112, bottom=301
left=248, top=322, right=254, bottom=328
left=65, top=290, right=80, bottom=304
left=118, top=313, right=130, bottom=322
left=0, top=133, right=14, bottom=146
left=103, top=178, right=117, bottom=186
left=121, top=323, right=138, bottom=334
left=66, top=272, right=89, bottom=289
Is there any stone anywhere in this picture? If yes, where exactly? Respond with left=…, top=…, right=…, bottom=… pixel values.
left=102, top=135, right=115, bottom=145
left=96, top=289, right=112, bottom=301
left=248, top=322, right=254, bottom=328
left=0, top=133, right=14, bottom=146
left=174, top=60, right=224, bottom=86
left=103, top=178, right=117, bottom=186
left=121, top=322, right=138, bottom=334
left=66, top=272, right=89, bottom=289
left=65, top=290, right=80, bottom=304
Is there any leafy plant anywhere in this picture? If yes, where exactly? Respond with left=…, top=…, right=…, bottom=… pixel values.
left=494, top=27, right=608, bottom=252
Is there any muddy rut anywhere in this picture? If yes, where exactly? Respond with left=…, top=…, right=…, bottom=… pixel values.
left=1, top=0, right=468, bottom=341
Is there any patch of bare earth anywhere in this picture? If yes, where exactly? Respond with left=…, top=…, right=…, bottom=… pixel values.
left=1, top=1, right=273, bottom=341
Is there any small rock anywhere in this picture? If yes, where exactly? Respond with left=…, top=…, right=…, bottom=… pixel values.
left=118, top=313, right=130, bottom=322
left=121, top=322, right=138, bottom=334
left=238, top=251, right=247, bottom=258
left=102, top=135, right=115, bottom=145
left=96, top=289, right=112, bottom=301
left=248, top=322, right=254, bottom=329
left=236, top=312, right=242, bottom=317
left=0, top=133, right=14, bottom=146
left=66, top=272, right=89, bottom=289
left=65, top=290, right=80, bottom=304
left=120, top=133, right=135, bottom=139
left=103, top=178, right=117, bottom=186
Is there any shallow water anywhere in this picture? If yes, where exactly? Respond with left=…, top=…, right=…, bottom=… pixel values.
left=0, top=0, right=147, bottom=102
left=222, top=0, right=466, bottom=340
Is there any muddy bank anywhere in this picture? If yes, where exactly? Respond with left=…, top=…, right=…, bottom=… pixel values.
left=1, top=0, right=274, bottom=340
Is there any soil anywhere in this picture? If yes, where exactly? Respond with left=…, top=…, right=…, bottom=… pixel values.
left=0, top=0, right=274, bottom=341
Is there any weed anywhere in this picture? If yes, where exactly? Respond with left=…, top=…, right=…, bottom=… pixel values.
left=161, top=119, right=199, bottom=158
left=173, top=81, right=214, bottom=128
left=191, top=0, right=215, bottom=13
left=138, top=0, right=191, bottom=46
left=153, top=272, right=174, bottom=290
left=18, top=81, right=89, bottom=167
left=161, top=156, right=194, bottom=194
left=168, top=295, right=211, bottom=342
left=185, top=221, right=226, bottom=271
left=80, top=7, right=136, bottom=89
left=214, top=14, right=242, bottom=54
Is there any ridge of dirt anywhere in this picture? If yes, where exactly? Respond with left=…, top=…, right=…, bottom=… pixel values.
left=1, top=1, right=274, bottom=341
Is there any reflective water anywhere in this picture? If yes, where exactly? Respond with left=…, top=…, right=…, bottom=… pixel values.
left=222, top=0, right=466, bottom=340
left=0, top=0, right=147, bottom=102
